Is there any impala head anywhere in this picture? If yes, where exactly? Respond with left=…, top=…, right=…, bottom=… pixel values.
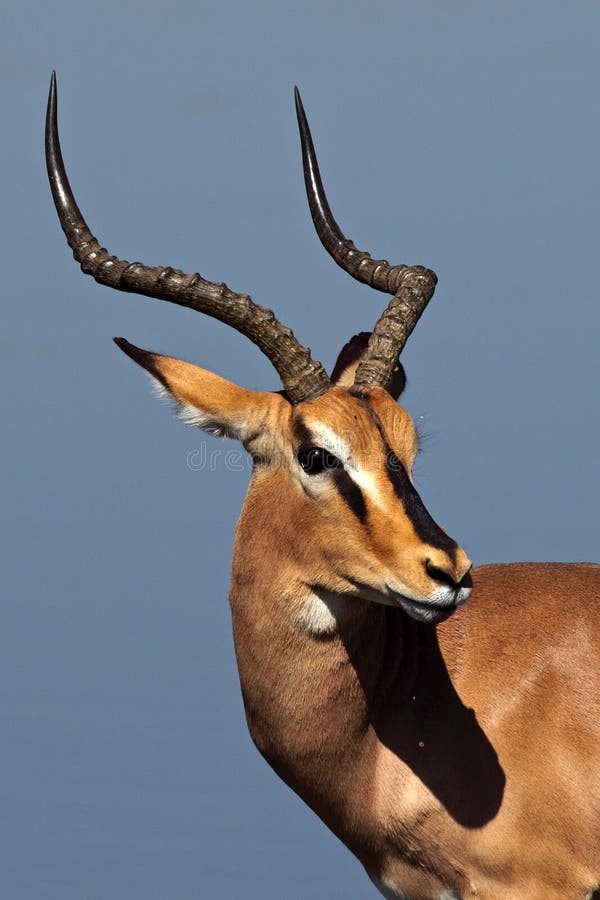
left=46, top=74, right=472, bottom=624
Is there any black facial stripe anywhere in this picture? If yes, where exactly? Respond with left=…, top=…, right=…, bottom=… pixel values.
left=361, top=404, right=456, bottom=556
left=385, top=449, right=458, bottom=559
left=294, top=414, right=367, bottom=522
left=332, top=468, right=367, bottom=523
left=293, top=415, right=315, bottom=452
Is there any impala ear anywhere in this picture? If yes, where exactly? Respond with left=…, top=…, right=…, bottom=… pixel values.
left=114, top=338, right=286, bottom=443
left=331, top=332, right=406, bottom=400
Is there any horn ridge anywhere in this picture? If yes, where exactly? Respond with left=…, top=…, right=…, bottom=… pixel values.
left=45, top=73, right=331, bottom=404
left=295, top=86, right=410, bottom=295
left=294, top=86, right=437, bottom=391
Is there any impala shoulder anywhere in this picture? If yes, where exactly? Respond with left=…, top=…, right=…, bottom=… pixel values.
left=471, top=561, right=600, bottom=605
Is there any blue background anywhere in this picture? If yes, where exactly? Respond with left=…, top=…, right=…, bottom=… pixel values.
left=2, top=2, right=599, bottom=896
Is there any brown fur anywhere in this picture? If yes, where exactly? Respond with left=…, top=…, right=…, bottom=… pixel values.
left=118, top=345, right=599, bottom=899
left=233, top=508, right=600, bottom=898
left=48, top=77, right=598, bottom=895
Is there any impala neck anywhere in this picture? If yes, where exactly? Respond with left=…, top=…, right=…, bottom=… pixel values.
left=228, top=475, right=428, bottom=860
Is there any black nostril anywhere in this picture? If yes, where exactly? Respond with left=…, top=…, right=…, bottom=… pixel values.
left=426, top=561, right=456, bottom=588
left=426, top=560, right=472, bottom=591
left=460, top=570, right=473, bottom=590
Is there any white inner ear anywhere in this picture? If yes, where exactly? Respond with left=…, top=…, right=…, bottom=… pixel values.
left=332, top=362, right=357, bottom=388
left=176, top=403, right=242, bottom=438
left=148, top=375, right=244, bottom=440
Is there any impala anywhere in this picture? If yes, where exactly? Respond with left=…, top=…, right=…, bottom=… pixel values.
left=46, top=73, right=599, bottom=899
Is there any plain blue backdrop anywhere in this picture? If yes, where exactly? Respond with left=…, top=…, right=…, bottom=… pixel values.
left=2, top=1, right=599, bottom=897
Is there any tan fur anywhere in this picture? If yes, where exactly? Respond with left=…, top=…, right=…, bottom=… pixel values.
left=121, top=348, right=599, bottom=899
left=48, top=76, right=598, bottom=896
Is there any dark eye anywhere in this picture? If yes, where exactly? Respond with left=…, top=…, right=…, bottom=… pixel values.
left=297, top=446, right=341, bottom=475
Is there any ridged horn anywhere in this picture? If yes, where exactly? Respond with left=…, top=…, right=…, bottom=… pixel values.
left=294, top=86, right=437, bottom=392
left=45, top=72, right=331, bottom=404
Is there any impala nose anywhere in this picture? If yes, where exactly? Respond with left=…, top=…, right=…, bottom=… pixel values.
left=425, top=551, right=472, bottom=592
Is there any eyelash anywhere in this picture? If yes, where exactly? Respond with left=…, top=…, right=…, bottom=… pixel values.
left=414, top=417, right=432, bottom=456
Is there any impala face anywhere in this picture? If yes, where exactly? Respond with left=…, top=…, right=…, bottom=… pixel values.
left=46, top=73, right=472, bottom=625
left=288, top=386, right=472, bottom=623
left=116, top=336, right=472, bottom=624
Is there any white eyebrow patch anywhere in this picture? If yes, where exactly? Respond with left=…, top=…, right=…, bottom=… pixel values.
left=307, top=422, right=352, bottom=466
left=307, top=422, right=385, bottom=508
left=350, top=467, right=385, bottom=509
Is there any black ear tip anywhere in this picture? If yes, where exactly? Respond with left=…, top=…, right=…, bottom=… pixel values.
left=113, top=337, right=161, bottom=377
left=113, top=336, right=147, bottom=363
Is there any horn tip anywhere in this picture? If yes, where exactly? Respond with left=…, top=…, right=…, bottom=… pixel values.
left=48, top=71, right=57, bottom=105
left=294, top=85, right=307, bottom=124
left=46, top=71, right=58, bottom=135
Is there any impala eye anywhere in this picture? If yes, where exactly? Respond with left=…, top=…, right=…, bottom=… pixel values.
left=297, top=447, right=341, bottom=475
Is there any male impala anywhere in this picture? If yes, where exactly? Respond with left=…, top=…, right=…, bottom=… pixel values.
left=46, top=73, right=599, bottom=899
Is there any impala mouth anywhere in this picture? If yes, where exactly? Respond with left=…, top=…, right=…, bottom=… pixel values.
left=386, top=585, right=471, bottom=624
left=345, top=578, right=470, bottom=623
left=392, top=595, right=456, bottom=624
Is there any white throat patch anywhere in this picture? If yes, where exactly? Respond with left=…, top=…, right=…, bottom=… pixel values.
left=292, top=589, right=349, bottom=637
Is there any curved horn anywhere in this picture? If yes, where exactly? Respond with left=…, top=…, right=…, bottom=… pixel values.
left=46, top=73, right=331, bottom=404
left=294, top=87, right=437, bottom=392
